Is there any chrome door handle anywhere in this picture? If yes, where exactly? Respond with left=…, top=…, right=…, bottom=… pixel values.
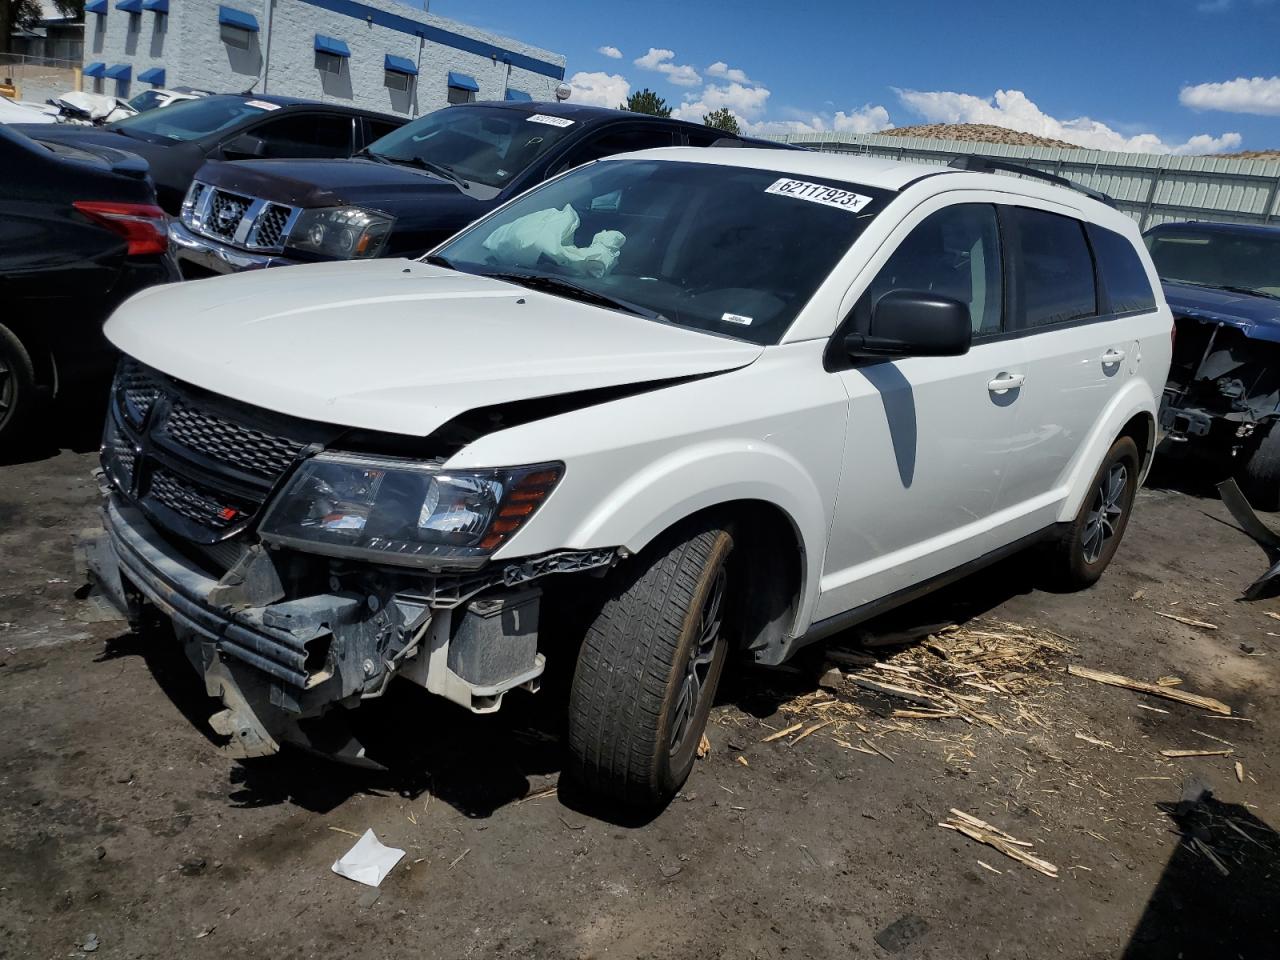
left=987, top=372, right=1025, bottom=394
left=1101, top=348, right=1127, bottom=364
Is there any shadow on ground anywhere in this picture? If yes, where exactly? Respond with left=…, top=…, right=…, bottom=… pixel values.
left=0, top=380, right=111, bottom=467
left=1123, top=779, right=1280, bottom=959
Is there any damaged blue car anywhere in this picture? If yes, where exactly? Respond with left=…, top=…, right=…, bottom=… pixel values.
left=1145, top=221, right=1280, bottom=508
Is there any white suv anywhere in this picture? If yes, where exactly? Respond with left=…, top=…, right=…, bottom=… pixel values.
left=89, top=148, right=1171, bottom=807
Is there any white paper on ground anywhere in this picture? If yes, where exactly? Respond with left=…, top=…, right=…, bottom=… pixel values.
left=331, top=829, right=405, bottom=887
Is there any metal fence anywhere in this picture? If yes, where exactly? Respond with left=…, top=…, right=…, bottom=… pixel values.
left=0, top=53, right=82, bottom=103
left=772, top=132, right=1280, bottom=230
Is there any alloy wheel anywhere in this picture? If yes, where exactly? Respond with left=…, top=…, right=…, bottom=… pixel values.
left=1082, top=462, right=1128, bottom=564
left=668, top=564, right=726, bottom=757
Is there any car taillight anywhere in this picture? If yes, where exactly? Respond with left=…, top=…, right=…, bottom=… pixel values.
left=73, top=201, right=168, bottom=256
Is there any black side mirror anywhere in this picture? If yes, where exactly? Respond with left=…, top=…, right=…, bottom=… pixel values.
left=223, top=133, right=266, bottom=158
left=845, top=290, right=972, bottom=359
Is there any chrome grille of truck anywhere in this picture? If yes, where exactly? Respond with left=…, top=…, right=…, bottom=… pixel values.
left=181, top=180, right=301, bottom=253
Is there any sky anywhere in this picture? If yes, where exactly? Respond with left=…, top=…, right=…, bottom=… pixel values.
left=427, top=0, right=1280, bottom=154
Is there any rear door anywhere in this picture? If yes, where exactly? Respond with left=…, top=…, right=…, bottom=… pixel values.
left=993, top=205, right=1146, bottom=536
left=237, top=112, right=357, bottom=159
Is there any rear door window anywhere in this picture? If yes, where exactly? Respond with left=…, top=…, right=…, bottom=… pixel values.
left=249, top=113, right=354, bottom=158
left=1007, top=207, right=1098, bottom=328
left=1088, top=224, right=1157, bottom=314
left=555, top=125, right=678, bottom=173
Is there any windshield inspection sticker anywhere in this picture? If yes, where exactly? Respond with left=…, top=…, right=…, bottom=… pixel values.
left=721, top=312, right=754, bottom=326
left=527, top=114, right=575, bottom=127
left=765, top=178, right=872, bottom=213
left=244, top=99, right=281, bottom=111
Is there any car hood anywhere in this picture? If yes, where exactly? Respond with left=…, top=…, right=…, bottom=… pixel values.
left=105, top=259, right=763, bottom=436
left=199, top=157, right=470, bottom=209
left=1163, top=279, right=1280, bottom=344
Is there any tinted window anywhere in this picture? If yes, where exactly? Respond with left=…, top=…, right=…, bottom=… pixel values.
left=437, top=159, right=890, bottom=346
left=109, top=95, right=274, bottom=142
left=862, top=204, right=1004, bottom=335
left=684, top=126, right=732, bottom=147
left=559, top=126, right=677, bottom=170
left=251, top=114, right=353, bottom=158
left=1088, top=224, right=1157, bottom=314
left=1009, top=207, right=1097, bottom=327
left=365, top=118, right=401, bottom=143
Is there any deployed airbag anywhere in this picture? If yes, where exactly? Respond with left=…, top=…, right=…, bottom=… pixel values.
left=482, top=204, right=625, bottom=278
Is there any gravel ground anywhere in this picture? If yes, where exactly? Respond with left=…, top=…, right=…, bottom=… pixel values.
left=1, top=397, right=1277, bottom=960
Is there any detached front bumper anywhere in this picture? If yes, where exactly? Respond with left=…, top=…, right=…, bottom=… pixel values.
left=88, top=494, right=548, bottom=764
left=168, top=219, right=298, bottom=277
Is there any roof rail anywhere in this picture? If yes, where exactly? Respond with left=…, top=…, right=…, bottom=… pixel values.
left=947, top=155, right=1116, bottom=207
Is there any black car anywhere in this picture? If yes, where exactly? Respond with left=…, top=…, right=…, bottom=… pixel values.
left=166, top=101, right=792, bottom=277
left=17, top=94, right=406, bottom=215
left=0, top=125, right=178, bottom=443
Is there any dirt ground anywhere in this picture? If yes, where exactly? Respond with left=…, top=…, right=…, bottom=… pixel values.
left=1, top=397, right=1277, bottom=960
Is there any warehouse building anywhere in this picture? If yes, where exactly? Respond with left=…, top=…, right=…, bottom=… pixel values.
left=80, top=0, right=566, bottom=117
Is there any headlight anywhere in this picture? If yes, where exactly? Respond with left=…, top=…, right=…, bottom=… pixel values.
left=285, top=207, right=394, bottom=259
left=258, top=453, right=563, bottom=569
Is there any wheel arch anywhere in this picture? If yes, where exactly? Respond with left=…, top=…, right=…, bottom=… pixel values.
left=1055, top=382, right=1158, bottom=523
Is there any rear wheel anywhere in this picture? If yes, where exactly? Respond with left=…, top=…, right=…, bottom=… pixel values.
left=567, top=522, right=733, bottom=807
left=0, top=323, right=39, bottom=447
left=1239, top=424, right=1280, bottom=512
left=1043, top=436, right=1139, bottom=589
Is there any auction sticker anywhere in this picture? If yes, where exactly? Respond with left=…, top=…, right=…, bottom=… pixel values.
left=527, top=114, right=575, bottom=127
left=765, top=178, right=872, bottom=213
left=244, top=99, right=281, bottom=111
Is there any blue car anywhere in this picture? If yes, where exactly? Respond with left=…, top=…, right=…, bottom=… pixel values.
left=1145, top=221, right=1280, bottom=507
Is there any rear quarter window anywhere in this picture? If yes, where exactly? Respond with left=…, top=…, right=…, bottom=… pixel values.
left=1088, top=224, right=1157, bottom=315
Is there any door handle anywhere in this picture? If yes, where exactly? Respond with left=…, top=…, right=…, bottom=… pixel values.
left=987, top=372, right=1025, bottom=394
left=1101, top=348, right=1127, bottom=365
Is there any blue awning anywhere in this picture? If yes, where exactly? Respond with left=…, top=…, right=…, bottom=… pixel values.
left=138, top=67, right=165, bottom=84
left=83, top=61, right=106, bottom=77
left=85, top=0, right=107, bottom=13
left=105, top=63, right=131, bottom=80
left=314, top=34, right=350, bottom=57
left=218, top=5, right=259, bottom=31
left=384, top=54, right=417, bottom=76
left=447, top=71, right=478, bottom=92
left=115, top=0, right=142, bottom=11
left=504, top=88, right=532, bottom=102
left=142, top=0, right=168, bottom=11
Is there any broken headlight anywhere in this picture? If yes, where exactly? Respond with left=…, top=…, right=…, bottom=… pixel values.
left=258, top=453, right=562, bottom=569
left=286, top=206, right=394, bottom=259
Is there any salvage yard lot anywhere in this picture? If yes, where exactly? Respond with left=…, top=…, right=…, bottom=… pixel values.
left=1, top=415, right=1277, bottom=959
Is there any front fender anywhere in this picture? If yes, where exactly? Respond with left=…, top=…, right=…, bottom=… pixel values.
left=1056, top=378, right=1158, bottom=523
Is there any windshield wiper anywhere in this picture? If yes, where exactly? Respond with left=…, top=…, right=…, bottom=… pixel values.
left=1218, top=285, right=1280, bottom=301
left=377, top=154, right=469, bottom=189
left=483, top=271, right=666, bottom=321
left=422, top=254, right=454, bottom=270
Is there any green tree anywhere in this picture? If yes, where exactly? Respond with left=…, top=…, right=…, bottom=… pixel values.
left=620, top=87, right=671, bottom=117
left=702, top=108, right=740, bottom=135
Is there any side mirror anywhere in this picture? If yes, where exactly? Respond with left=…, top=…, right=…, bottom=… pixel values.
left=222, top=133, right=266, bottom=158
left=845, top=291, right=972, bottom=359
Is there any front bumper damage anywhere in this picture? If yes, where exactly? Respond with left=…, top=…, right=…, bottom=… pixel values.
left=88, top=494, right=614, bottom=766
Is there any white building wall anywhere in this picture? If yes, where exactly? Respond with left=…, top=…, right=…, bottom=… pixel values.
left=82, top=0, right=565, bottom=117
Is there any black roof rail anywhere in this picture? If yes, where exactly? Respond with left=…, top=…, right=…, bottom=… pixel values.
left=947, top=155, right=1116, bottom=207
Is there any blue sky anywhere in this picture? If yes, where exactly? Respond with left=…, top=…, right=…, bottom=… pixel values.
left=429, top=0, right=1280, bottom=153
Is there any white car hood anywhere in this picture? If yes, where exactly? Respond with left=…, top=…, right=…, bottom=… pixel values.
left=106, top=259, right=763, bottom=436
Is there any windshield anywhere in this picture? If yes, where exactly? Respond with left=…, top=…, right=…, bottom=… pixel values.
left=109, top=95, right=273, bottom=142
left=365, top=105, right=578, bottom=189
left=127, top=90, right=165, bottom=113
left=1146, top=228, right=1280, bottom=299
left=434, top=159, right=890, bottom=345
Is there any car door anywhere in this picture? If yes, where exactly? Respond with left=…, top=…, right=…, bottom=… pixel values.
left=223, top=112, right=356, bottom=160
left=816, top=197, right=1028, bottom=621
left=992, top=204, right=1136, bottom=537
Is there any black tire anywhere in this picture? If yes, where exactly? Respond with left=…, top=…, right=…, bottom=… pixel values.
left=0, top=323, right=39, bottom=448
left=1239, top=425, right=1280, bottom=512
left=567, top=522, right=734, bottom=807
left=1043, top=436, right=1140, bottom=590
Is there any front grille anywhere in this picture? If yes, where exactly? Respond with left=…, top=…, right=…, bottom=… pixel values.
left=182, top=180, right=299, bottom=252
left=117, top=358, right=162, bottom=427
left=147, top=467, right=253, bottom=531
left=102, top=422, right=136, bottom=491
left=162, top=398, right=305, bottom=480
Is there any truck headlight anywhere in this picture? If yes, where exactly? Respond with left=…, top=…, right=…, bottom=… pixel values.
left=258, top=453, right=563, bottom=569
left=285, top=207, right=394, bottom=259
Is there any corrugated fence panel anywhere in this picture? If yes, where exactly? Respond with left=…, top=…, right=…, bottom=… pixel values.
left=775, top=132, right=1280, bottom=229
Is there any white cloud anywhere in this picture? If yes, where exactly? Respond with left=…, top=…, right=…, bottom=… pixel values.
left=567, top=71, right=630, bottom=109
left=706, top=61, right=753, bottom=85
left=672, top=81, right=772, bottom=123
left=742, top=104, right=893, bottom=137
left=633, top=47, right=701, bottom=87
left=896, top=87, right=1241, bottom=154
left=597, top=45, right=622, bottom=59
left=1180, top=75, right=1280, bottom=116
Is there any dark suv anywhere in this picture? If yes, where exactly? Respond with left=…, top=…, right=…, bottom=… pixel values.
left=168, top=101, right=789, bottom=277
left=20, top=94, right=406, bottom=214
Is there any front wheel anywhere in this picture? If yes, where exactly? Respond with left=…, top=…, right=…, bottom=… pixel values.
left=1043, top=436, right=1140, bottom=590
left=567, top=522, right=733, bottom=807
left=0, top=323, right=39, bottom=447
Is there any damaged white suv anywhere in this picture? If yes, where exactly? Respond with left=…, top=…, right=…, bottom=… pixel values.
left=89, top=148, right=1172, bottom=806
